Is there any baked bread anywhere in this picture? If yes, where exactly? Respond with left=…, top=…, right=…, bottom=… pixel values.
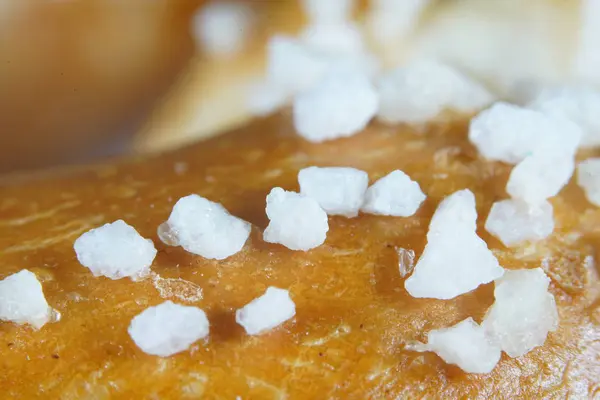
left=1, top=113, right=599, bottom=398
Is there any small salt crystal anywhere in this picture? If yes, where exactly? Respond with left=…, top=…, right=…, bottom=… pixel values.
left=128, top=301, right=210, bottom=357
left=298, top=166, right=368, bottom=217
left=300, top=0, right=353, bottom=25
left=235, top=287, right=296, bottom=335
left=191, top=1, right=253, bottom=57
left=506, top=153, right=575, bottom=205
left=485, top=199, right=554, bottom=247
left=74, top=220, right=157, bottom=281
left=361, top=170, right=426, bottom=217
left=263, top=188, right=329, bottom=251
left=396, top=247, right=416, bottom=278
left=376, top=60, right=493, bottom=125
left=482, top=268, right=559, bottom=358
left=0, top=270, right=54, bottom=329
left=405, top=190, right=505, bottom=299
left=469, top=102, right=582, bottom=164
left=529, top=86, right=600, bottom=148
left=416, top=317, right=501, bottom=374
left=293, top=67, right=378, bottom=142
left=159, top=195, right=251, bottom=260
left=577, top=158, right=600, bottom=206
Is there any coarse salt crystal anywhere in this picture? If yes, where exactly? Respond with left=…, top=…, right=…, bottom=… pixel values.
left=469, top=102, right=582, bottom=164
left=506, top=153, right=575, bottom=206
left=246, top=80, right=289, bottom=117
left=235, top=287, right=296, bottom=335
left=0, top=270, right=54, bottom=329
left=376, top=60, right=493, bottom=125
left=485, top=199, right=554, bottom=247
left=263, top=188, right=329, bottom=251
left=361, top=170, right=426, bottom=217
left=300, top=22, right=365, bottom=56
left=482, top=268, right=559, bottom=358
left=128, top=301, right=210, bottom=357
left=74, top=220, right=157, bottom=281
left=396, top=247, right=416, bottom=278
left=159, top=194, right=251, bottom=260
left=577, top=158, right=600, bottom=206
left=191, top=1, right=253, bottom=57
left=293, top=67, right=378, bottom=142
left=298, top=166, right=368, bottom=217
left=529, top=86, right=600, bottom=148
left=412, top=317, right=501, bottom=374
left=405, top=190, right=505, bottom=299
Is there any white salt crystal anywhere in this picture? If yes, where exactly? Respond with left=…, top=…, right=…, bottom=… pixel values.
left=577, top=158, right=600, bottom=206
left=405, top=190, right=505, bottom=299
left=361, top=170, right=426, bottom=217
left=482, top=268, right=559, bottom=358
left=128, top=301, right=209, bottom=357
left=74, top=220, right=157, bottom=281
left=246, top=80, right=289, bottom=117
left=300, top=0, right=354, bottom=25
left=191, top=1, right=253, bottom=57
left=300, top=22, right=365, bottom=56
left=293, top=67, right=378, bottom=142
left=469, top=102, right=582, bottom=164
left=376, top=60, right=493, bottom=125
left=263, top=188, right=329, bottom=251
left=396, top=247, right=416, bottom=278
left=0, top=270, right=53, bottom=329
left=529, top=86, right=600, bottom=148
left=235, top=287, right=296, bottom=335
left=485, top=199, right=554, bottom=247
left=506, top=153, right=575, bottom=206
left=298, top=166, right=368, bottom=217
left=159, top=195, right=251, bottom=260
left=414, top=317, right=501, bottom=374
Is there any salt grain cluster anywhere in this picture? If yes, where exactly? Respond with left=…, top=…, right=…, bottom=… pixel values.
left=74, top=220, right=157, bottom=281
left=405, top=190, right=504, bottom=299
left=483, top=268, right=559, bottom=357
left=263, top=188, right=329, bottom=251
left=376, top=60, right=493, bottom=125
left=293, top=67, right=378, bottom=142
left=414, top=317, right=501, bottom=374
left=361, top=170, right=426, bottom=217
left=529, top=86, right=600, bottom=148
left=159, top=195, right=251, bottom=260
left=577, top=158, right=600, bottom=206
left=485, top=199, right=554, bottom=247
left=192, top=1, right=253, bottom=57
left=128, top=301, right=210, bottom=357
left=298, top=166, right=368, bottom=217
left=0, top=270, right=54, bottom=329
left=236, top=287, right=296, bottom=335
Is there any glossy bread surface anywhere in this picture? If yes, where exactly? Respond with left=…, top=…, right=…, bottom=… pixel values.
left=1, top=114, right=599, bottom=399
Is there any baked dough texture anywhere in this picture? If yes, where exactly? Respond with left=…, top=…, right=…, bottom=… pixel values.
left=1, top=115, right=599, bottom=398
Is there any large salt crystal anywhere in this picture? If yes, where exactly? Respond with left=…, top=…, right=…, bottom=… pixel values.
left=0, top=270, right=53, bottom=329
left=482, top=268, right=559, bottom=358
left=469, top=102, right=581, bottom=164
left=485, top=199, right=554, bottom=247
left=159, top=194, right=251, bottom=260
left=376, top=60, right=493, bottom=125
left=577, top=158, right=600, bottom=206
left=405, top=190, right=504, bottom=299
left=74, top=220, right=157, bottom=281
left=236, top=287, right=296, bottom=335
left=293, top=67, right=378, bottom=142
left=529, top=86, right=600, bottom=148
left=191, top=1, right=253, bottom=57
left=412, top=317, right=501, bottom=374
left=361, top=170, right=426, bottom=217
left=263, top=188, right=329, bottom=251
left=128, top=301, right=209, bottom=357
left=506, top=152, right=575, bottom=205
left=298, top=166, right=368, bottom=217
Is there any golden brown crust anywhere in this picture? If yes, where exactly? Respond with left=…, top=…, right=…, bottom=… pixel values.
left=1, top=114, right=600, bottom=399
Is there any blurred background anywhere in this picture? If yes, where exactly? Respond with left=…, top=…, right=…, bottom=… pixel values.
left=0, top=0, right=597, bottom=174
